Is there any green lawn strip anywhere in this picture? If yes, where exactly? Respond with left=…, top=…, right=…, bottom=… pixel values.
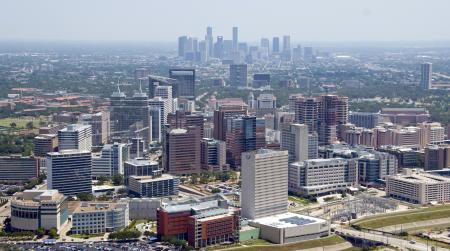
left=67, top=233, right=104, bottom=239
left=212, top=235, right=345, bottom=251
left=0, top=117, right=42, bottom=129
left=288, top=195, right=313, bottom=205
left=126, top=219, right=150, bottom=230
left=354, top=205, right=450, bottom=229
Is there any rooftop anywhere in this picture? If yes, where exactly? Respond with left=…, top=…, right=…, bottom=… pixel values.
left=73, top=202, right=127, bottom=213
left=251, top=212, right=326, bottom=229
left=129, top=174, right=176, bottom=183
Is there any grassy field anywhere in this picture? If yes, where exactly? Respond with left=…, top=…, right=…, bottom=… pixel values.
left=354, top=205, right=450, bottom=229
left=0, top=117, right=43, bottom=129
left=67, top=233, right=104, bottom=239
left=211, top=235, right=346, bottom=251
left=288, top=195, right=314, bottom=205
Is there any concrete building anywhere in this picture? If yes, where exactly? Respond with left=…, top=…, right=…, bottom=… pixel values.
left=380, top=108, right=430, bottom=125
left=289, top=158, right=358, bottom=197
left=200, top=138, right=229, bottom=172
left=213, top=105, right=247, bottom=141
left=241, top=149, right=289, bottom=220
left=128, top=173, right=179, bottom=198
left=34, top=134, right=58, bottom=157
left=386, top=169, right=450, bottom=204
left=0, top=156, right=39, bottom=182
left=349, top=112, right=380, bottom=129
left=11, top=190, right=68, bottom=232
left=91, top=143, right=130, bottom=178
left=168, top=111, right=205, bottom=138
left=256, top=94, right=276, bottom=109
left=58, top=124, right=92, bottom=152
left=157, top=194, right=240, bottom=249
left=154, top=85, right=173, bottom=114
left=164, top=127, right=201, bottom=175
left=47, top=150, right=92, bottom=196
left=71, top=202, right=129, bottom=234
left=425, top=145, right=450, bottom=170
left=249, top=212, right=328, bottom=244
left=79, top=111, right=110, bottom=146
left=124, top=158, right=160, bottom=185
left=124, top=198, right=161, bottom=220
left=280, top=123, right=309, bottom=163
left=378, top=146, right=421, bottom=169
left=229, top=64, right=247, bottom=87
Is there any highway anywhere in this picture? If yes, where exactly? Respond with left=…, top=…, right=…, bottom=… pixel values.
left=336, top=226, right=449, bottom=251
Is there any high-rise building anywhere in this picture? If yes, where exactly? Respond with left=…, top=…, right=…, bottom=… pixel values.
left=47, top=150, right=92, bottom=196
left=282, top=35, right=291, bottom=61
left=272, top=37, right=280, bottom=54
left=294, top=95, right=348, bottom=145
left=178, top=36, right=188, bottom=57
left=256, top=93, right=277, bottom=109
left=232, top=27, right=238, bottom=52
left=34, top=134, right=58, bottom=157
left=58, top=124, right=92, bottom=152
left=241, top=149, right=289, bottom=219
left=0, top=156, right=39, bottom=183
left=280, top=123, right=309, bottom=163
left=206, top=26, right=214, bottom=57
left=91, top=143, right=130, bottom=178
left=164, top=127, right=201, bottom=175
left=169, top=69, right=195, bottom=100
left=225, top=116, right=265, bottom=168
left=128, top=172, right=179, bottom=198
left=349, top=112, right=380, bottom=129
left=229, top=64, right=247, bottom=87
left=214, top=36, right=224, bottom=59
left=154, top=85, right=173, bottom=114
left=420, top=62, right=432, bottom=90
left=201, top=138, right=229, bottom=172
left=168, top=111, right=205, bottom=138
left=124, top=158, right=160, bottom=185
left=79, top=111, right=110, bottom=146
left=424, top=144, right=450, bottom=170
left=110, top=90, right=152, bottom=142
left=213, top=105, right=247, bottom=141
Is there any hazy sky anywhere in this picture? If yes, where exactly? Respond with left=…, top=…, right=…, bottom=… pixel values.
left=2, top=0, right=450, bottom=42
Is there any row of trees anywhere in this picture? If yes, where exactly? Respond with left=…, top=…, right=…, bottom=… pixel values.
left=186, top=171, right=238, bottom=185
left=108, top=229, right=141, bottom=240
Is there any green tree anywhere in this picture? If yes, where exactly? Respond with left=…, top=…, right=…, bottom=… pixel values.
left=211, top=188, right=221, bottom=194
left=25, top=121, right=34, bottom=130
left=36, top=227, right=45, bottom=237
left=76, top=192, right=94, bottom=201
left=112, top=174, right=124, bottom=186
left=9, top=122, right=17, bottom=129
left=97, top=176, right=109, bottom=185
left=48, top=228, right=58, bottom=239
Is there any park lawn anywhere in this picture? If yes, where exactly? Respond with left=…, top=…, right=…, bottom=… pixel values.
left=212, top=235, right=345, bottom=251
left=354, top=205, right=450, bottom=229
left=288, top=195, right=313, bottom=205
left=126, top=219, right=149, bottom=230
left=0, top=117, right=43, bottom=129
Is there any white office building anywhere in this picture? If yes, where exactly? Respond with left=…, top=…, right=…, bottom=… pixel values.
left=281, top=123, right=309, bottom=163
left=289, top=158, right=358, bottom=197
left=58, top=124, right=92, bottom=151
left=71, top=202, right=129, bottom=234
left=241, top=149, right=288, bottom=220
left=92, top=143, right=130, bottom=177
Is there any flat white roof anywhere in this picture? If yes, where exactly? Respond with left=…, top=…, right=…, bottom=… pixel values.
left=251, top=212, right=326, bottom=229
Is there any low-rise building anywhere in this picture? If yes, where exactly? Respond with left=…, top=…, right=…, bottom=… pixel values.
left=249, top=212, right=329, bottom=244
left=128, top=172, right=179, bottom=198
left=11, top=190, right=68, bottom=232
left=71, top=202, right=129, bottom=234
left=123, top=198, right=161, bottom=220
left=157, top=194, right=240, bottom=249
left=386, top=169, right=450, bottom=204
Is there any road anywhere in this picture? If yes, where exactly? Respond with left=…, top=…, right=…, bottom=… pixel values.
left=336, top=226, right=449, bottom=251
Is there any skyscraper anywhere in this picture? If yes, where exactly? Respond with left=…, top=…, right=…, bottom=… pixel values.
left=167, top=111, right=205, bottom=138
left=421, top=62, right=432, bottom=90
left=206, top=26, right=213, bottom=57
left=201, top=138, right=228, bottom=172
left=178, top=36, right=188, bottom=57
left=282, top=35, right=291, bottom=61
left=214, top=36, right=224, bottom=59
left=272, top=37, right=280, bottom=54
left=232, top=27, right=238, bottom=52
left=229, top=64, right=247, bottom=87
left=110, top=90, right=152, bottom=142
left=241, top=149, right=288, bottom=219
left=79, top=111, right=110, bottom=146
left=213, top=106, right=247, bottom=141
left=164, top=126, right=201, bottom=175
left=225, top=116, right=265, bottom=168
left=58, top=124, right=92, bottom=152
left=92, top=143, right=130, bottom=178
left=294, top=95, right=348, bottom=145
left=47, top=150, right=92, bottom=196
left=169, top=69, right=195, bottom=100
